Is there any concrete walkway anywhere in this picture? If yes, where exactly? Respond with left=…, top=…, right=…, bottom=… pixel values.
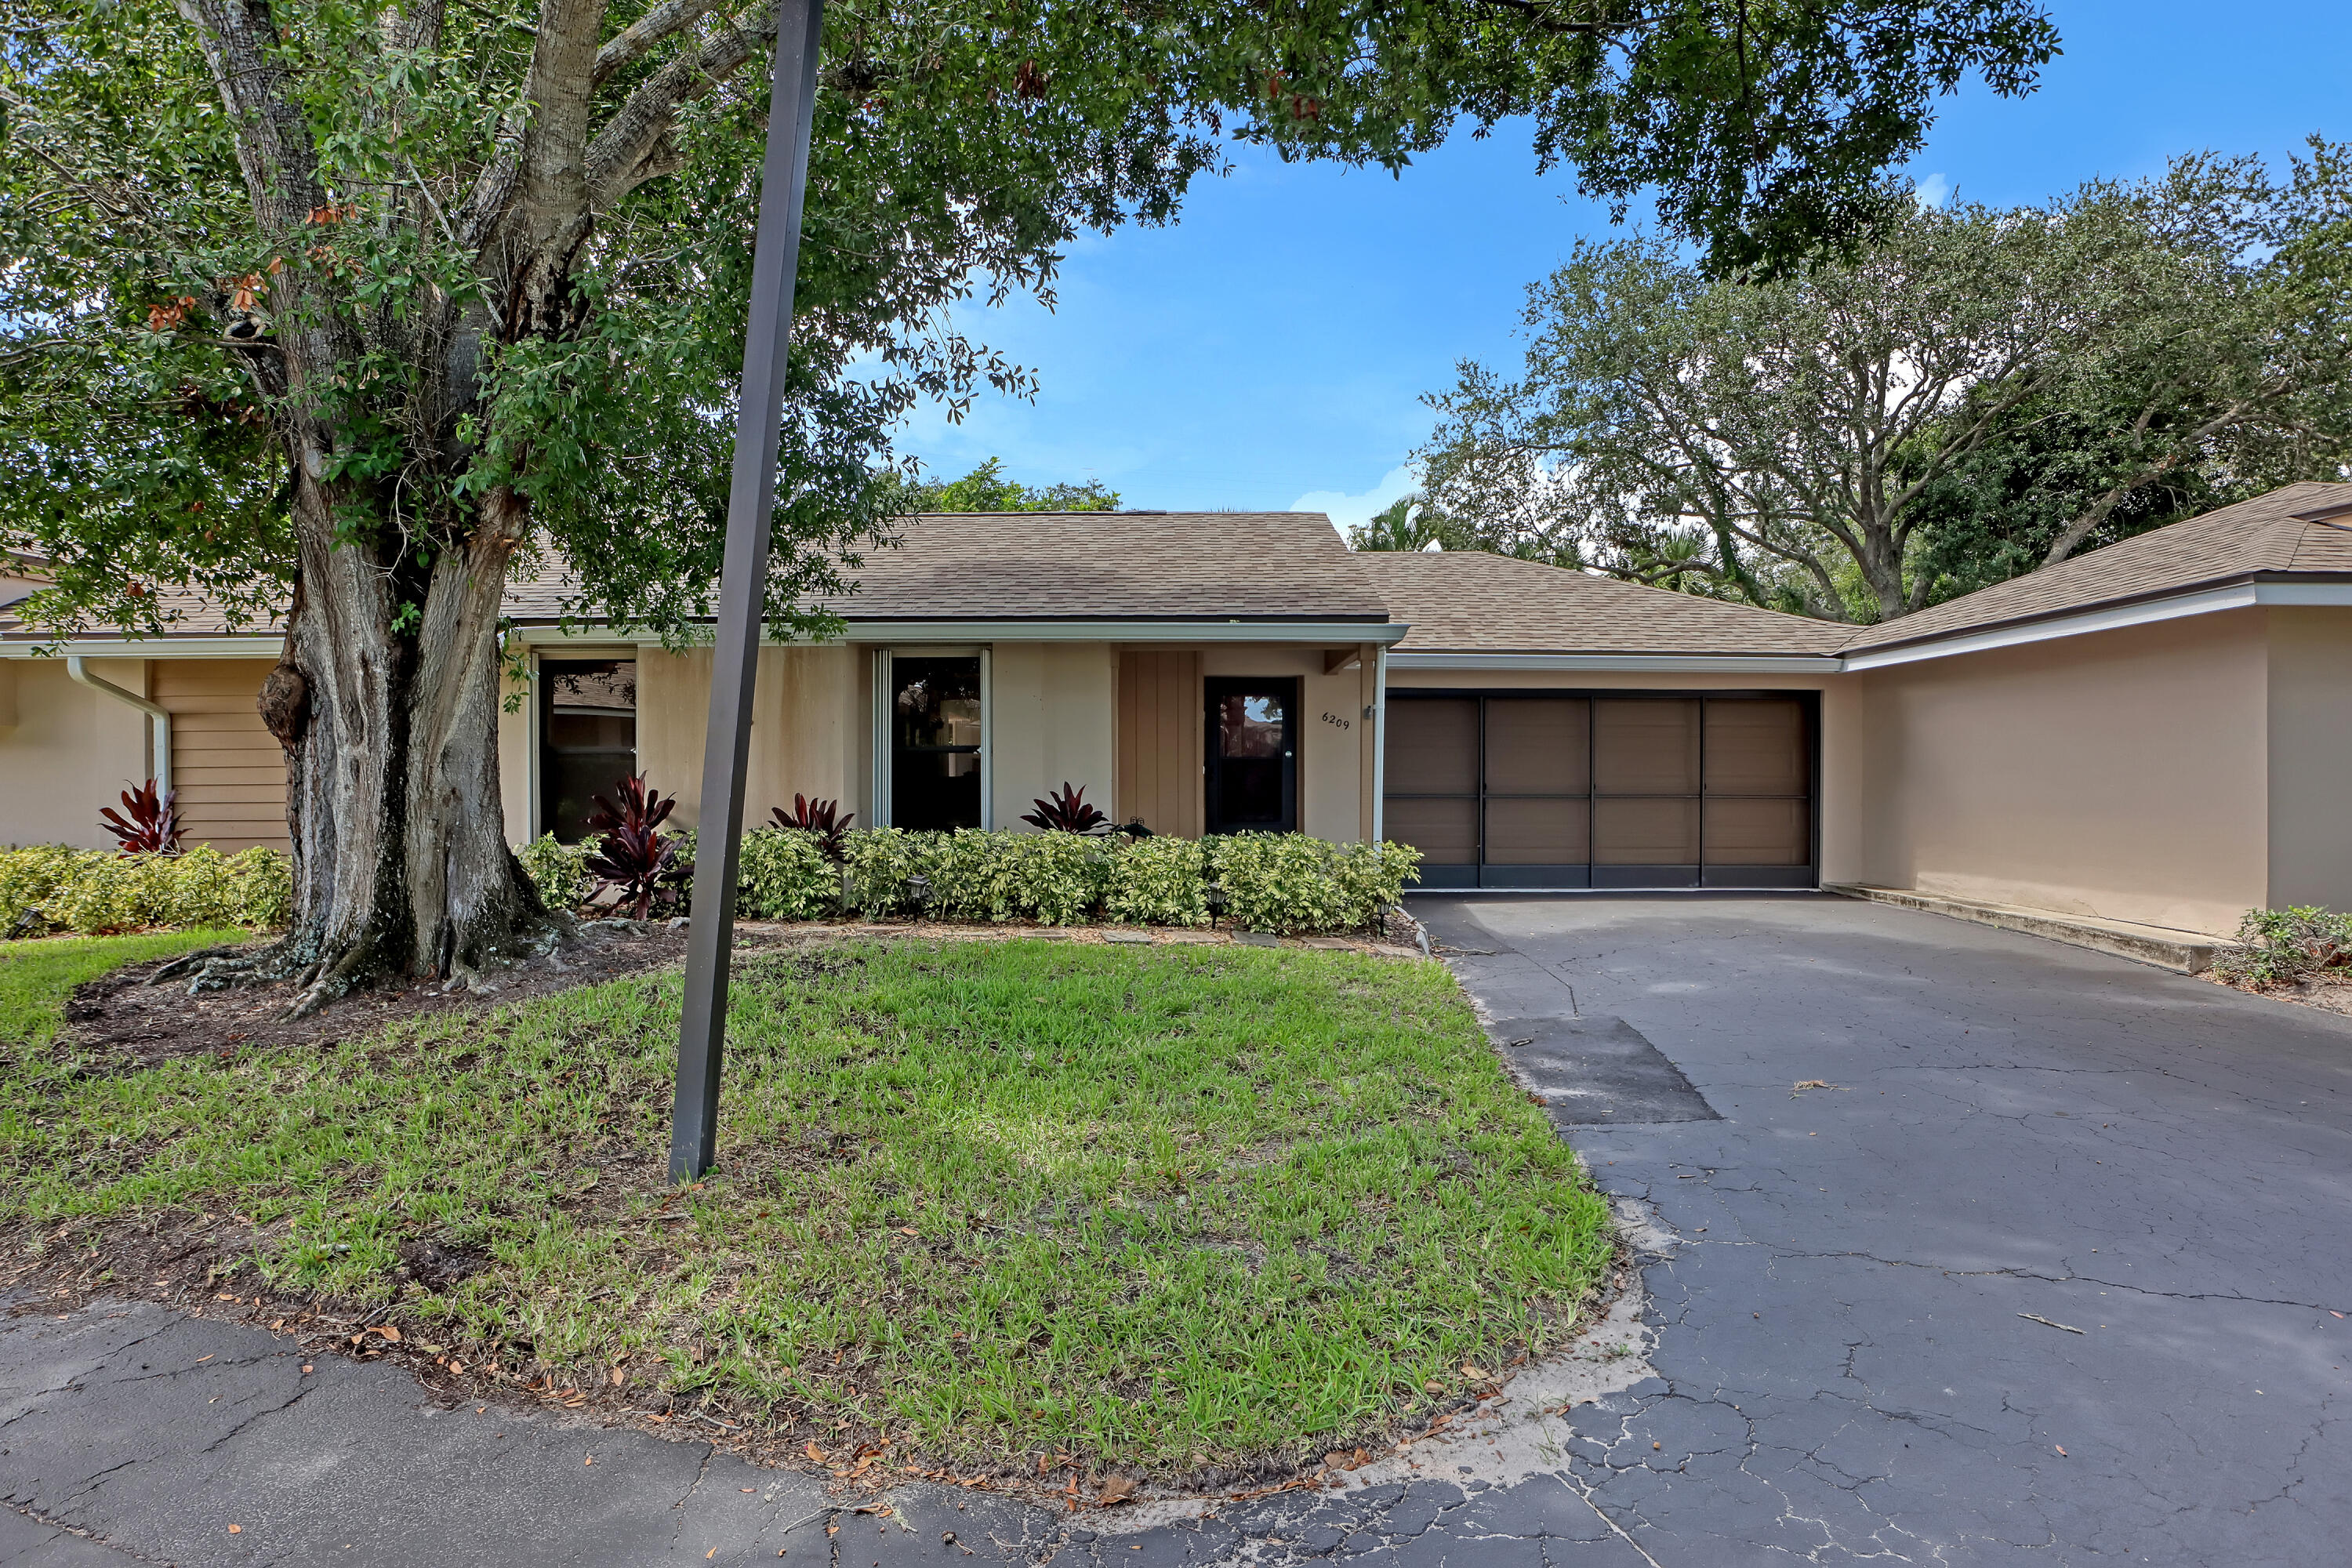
left=8, top=895, right=2352, bottom=1564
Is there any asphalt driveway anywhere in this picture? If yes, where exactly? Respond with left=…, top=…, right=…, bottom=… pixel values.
left=1415, top=891, right=2352, bottom=1566
left=6, top=895, right=2351, bottom=1565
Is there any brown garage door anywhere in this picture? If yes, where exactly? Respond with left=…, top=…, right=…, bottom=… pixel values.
left=155, top=659, right=290, bottom=853
left=1382, top=692, right=1814, bottom=889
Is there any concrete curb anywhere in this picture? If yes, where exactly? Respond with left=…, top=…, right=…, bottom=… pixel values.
left=1824, top=882, right=2234, bottom=974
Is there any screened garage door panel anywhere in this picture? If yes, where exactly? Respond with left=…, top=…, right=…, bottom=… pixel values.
left=1383, top=693, right=1816, bottom=890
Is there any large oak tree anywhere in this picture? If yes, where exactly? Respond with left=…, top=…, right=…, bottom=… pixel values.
left=1417, top=147, right=2352, bottom=621
left=2, top=0, right=2056, bottom=1003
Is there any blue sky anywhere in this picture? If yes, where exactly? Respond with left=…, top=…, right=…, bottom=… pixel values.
left=891, top=1, right=2352, bottom=532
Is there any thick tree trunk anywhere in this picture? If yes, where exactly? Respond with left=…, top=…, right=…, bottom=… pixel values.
left=270, top=478, right=553, bottom=1011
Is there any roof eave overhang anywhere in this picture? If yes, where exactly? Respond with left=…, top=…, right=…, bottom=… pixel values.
left=510, top=617, right=1407, bottom=647
left=0, top=634, right=282, bottom=658
left=1389, top=650, right=1841, bottom=674
left=1837, top=574, right=2352, bottom=671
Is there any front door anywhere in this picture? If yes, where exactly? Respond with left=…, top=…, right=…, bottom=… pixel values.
left=1204, top=677, right=1298, bottom=834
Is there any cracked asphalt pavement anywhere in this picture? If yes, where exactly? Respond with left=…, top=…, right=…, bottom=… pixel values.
left=8, top=894, right=2351, bottom=1564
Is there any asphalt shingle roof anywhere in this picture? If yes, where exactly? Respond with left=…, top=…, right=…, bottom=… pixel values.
left=1356, top=550, right=1849, bottom=656
left=11, top=485, right=2351, bottom=658
left=1838, top=481, right=2352, bottom=652
left=807, top=510, right=1388, bottom=622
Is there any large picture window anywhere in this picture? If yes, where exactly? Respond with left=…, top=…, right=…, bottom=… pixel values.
left=1384, top=691, right=1816, bottom=889
left=890, top=655, right=984, bottom=829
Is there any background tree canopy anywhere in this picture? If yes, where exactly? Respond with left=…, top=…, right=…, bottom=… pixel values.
left=887, top=457, right=1120, bottom=514
left=1413, top=143, right=2352, bottom=622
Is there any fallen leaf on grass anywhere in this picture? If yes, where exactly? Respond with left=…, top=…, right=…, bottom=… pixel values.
left=1098, top=1475, right=1138, bottom=1505
left=805, top=1442, right=827, bottom=1464
left=1423, top=1379, right=1444, bottom=1394
left=370, top=1324, right=401, bottom=1342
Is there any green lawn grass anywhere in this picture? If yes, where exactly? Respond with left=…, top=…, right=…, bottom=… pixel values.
left=0, top=937, right=1613, bottom=1476
left=0, top=930, right=246, bottom=1049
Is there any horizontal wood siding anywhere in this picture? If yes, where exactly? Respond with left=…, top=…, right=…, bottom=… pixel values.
left=154, top=660, right=289, bottom=852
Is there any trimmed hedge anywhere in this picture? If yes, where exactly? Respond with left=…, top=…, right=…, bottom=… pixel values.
left=2, top=845, right=294, bottom=936
left=528, top=826, right=1421, bottom=935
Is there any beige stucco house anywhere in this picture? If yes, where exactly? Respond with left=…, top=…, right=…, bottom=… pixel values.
left=6, top=484, right=2350, bottom=942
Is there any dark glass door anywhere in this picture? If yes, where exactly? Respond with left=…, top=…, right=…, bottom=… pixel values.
left=1204, top=677, right=1298, bottom=834
left=891, top=655, right=984, bottom=829
left=540, top=659, right=637, bottom=843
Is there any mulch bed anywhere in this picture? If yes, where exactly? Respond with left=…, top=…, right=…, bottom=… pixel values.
left=55, top=923, right=693, bottom=1070
left=50, top=912, right=1427, bottom=1073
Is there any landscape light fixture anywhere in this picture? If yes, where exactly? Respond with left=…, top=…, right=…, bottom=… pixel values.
left=669, top=0, right=828, bottom=1185
left=1205, top=882, right=1227, bottom=927
left=906, top=872, right=933, bottom=909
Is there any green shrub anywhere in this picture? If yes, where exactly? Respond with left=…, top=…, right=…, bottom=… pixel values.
left=1104, top=835, right=1209, bottom=927
left=516, top=833, right=591, bottom=913
left=737, top=827, right=840, bottom=920
left=1207, top=834, right=1423, bottom=935
left=517, top=823, right=1422, bottom=935
left=0, top=845, right=292, bottom=935
left=841, top=826, right=935, bottom=919
left=1333, top=839, right=1423, bottom=925
left=2214, top=906, right=2352, bottom=987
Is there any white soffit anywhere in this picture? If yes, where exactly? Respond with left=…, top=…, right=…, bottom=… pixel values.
left=0, top=637, right=281, bottom=659
left=1388, top=652, right=1840, bottom=675
left=1838, top=581, right=2352, bottom=671
left=505, top=619, right=1402, bottom=648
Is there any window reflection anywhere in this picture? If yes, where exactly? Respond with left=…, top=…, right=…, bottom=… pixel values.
left=1218, top=692, right=1287, bottom=759
left=891, top=656, right=983, bottom=829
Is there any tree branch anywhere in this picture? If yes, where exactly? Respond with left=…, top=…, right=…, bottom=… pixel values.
left=593, top=0, right=723, bottom=86
left=2042, top=395, right=2262, bottom=564
left=584, top=6, right=774, bottom=212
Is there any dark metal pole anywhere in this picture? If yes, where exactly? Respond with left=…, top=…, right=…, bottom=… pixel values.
left=670, top=0, right=827, bottom=1184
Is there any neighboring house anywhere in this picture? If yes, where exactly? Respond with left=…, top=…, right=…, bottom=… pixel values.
left=5, top=485, right=2350, bottom=940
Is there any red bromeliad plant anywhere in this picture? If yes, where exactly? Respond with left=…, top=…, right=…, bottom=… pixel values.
left=583, top=775, right=691, bottom=920
left=1021, top=782, right=1109, bottom=834
left=98, top=779, right=180, bottom=855
left=770, top=794, right=855, bottom=862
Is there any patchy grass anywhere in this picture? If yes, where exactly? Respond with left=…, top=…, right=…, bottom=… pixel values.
left=0, top=930, right=245, bottom=1049
left=1, top=938, right=1612, bottom=1481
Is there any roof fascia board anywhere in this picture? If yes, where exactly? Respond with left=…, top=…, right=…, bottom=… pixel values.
left=1389, top=651, right=1840, bottom=674
left=1835, top=580, right=2352, bottom=670
left=0, top=637, right=281, bottom=659
left=504, top=619, right=1405, bottom=648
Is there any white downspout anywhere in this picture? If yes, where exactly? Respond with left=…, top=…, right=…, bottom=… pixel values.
left=67, top=656, right=171, bottom=794
left=1370, top=641, right=1388, bottom=844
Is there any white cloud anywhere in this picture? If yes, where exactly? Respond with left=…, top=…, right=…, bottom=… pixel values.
left=1289, top=463, right=1418, bottom=540
left=1913, top=172, right=1952, bottom=211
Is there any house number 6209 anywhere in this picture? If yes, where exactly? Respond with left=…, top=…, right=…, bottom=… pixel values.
left=1320, top=711, right=1351, bottom=731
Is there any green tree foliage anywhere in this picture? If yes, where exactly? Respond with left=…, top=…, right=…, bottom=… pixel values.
left=0, top=0, right=2060, bottom=985
left=1347, top=491, right=1471, bottom=553
left=1421, top=146, right=2352, bottom=622
left=891, top=456, right=1119, bottom=513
